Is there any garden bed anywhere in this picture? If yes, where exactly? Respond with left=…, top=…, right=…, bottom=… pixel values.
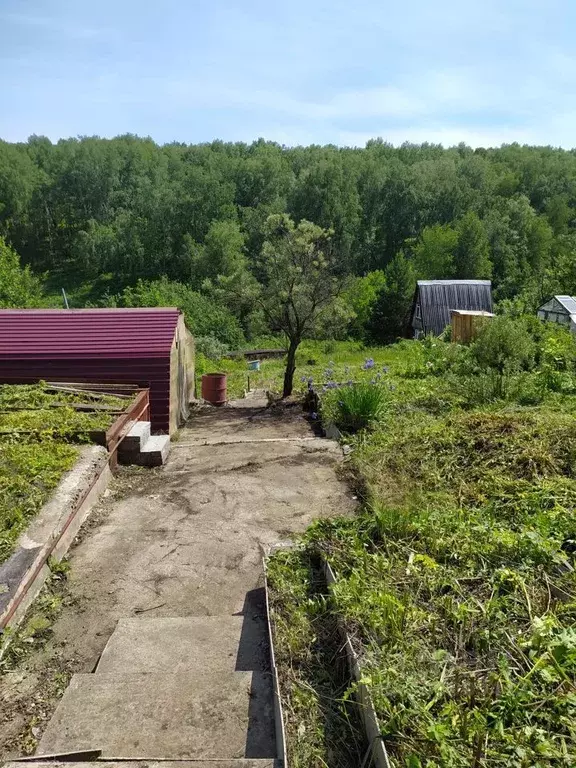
left=261, top=326, right=576, bottom=767
left=265, top=545, right=367, bottom=768
left=0, top=383, right=130, bottom=564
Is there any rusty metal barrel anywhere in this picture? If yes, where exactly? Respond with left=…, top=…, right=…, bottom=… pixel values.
left=201, top=372, right=227, bottom=406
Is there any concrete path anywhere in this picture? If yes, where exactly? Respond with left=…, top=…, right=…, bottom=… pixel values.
left=6, top=394, right=354, bottom=767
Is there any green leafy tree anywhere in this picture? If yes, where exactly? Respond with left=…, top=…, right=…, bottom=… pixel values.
left=118, top=277, right=244, bottom=348
left=453, top=211, right=492, bottom=279
left=257, top=214, right=345, bottom=397
left=411, top=224, right=458, bottom=279
left=343, top=270, right=386, bottom=338
left=368, top=253, right=416, bottom=343
left=0, top=237, right=45, bottom=307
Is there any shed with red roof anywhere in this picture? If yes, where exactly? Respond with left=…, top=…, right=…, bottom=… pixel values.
left=0, top=308, right=195, bottom=434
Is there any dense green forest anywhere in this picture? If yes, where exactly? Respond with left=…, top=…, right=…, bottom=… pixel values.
left=2, top=134, right=576, bottom=349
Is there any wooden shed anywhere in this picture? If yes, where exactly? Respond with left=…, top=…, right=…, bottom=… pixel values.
left=411, top=280, right=493, bottom=338
left=451, top=310, right=495, bottom=343
left=0, top=308, right=194, bottom=434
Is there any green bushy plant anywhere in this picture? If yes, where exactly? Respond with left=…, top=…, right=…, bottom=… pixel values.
left=195, top=335, right=230, bottom=360
left=118, top=277, right=245, bottom=348
left=471, top=316, right=536, bottom=374
left=324, top=382, right=388, bottom=433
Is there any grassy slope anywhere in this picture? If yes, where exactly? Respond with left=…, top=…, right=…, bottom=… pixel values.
left=0, top=384, right=127, bottom=563
left=261, top=339, right=576, bottom=768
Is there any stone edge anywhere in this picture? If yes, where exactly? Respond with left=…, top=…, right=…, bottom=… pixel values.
left=0, top=445, right=111, bottom=643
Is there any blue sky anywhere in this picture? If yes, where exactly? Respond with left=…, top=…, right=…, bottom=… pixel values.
left=1, top=0, right=575, bottom=148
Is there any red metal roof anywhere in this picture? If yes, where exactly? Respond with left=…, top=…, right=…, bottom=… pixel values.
left=0, top=308, right=181, bottom=359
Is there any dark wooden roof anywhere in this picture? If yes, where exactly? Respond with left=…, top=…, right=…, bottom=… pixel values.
left=412, top=280, right=493, bottom=336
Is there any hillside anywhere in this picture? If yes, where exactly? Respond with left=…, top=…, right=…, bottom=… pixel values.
left=2, top=137, right=576, bottom=345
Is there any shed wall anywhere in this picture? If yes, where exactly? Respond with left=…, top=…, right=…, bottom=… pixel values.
left=169, top=318, right=195, bottom=434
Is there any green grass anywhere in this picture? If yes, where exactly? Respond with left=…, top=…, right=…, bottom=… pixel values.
left=265, top=332, right=576, bottom=768
left=266, top=547, right=366, bottom=768
left=0, top=384, right=129, bottom=564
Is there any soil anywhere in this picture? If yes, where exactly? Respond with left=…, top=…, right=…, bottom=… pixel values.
left=0, top=396, right=356, bottom=759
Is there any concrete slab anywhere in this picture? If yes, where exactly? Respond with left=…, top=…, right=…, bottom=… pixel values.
left=139, top=435, right=170, bottom=466
left=38, top=672, right=275, bottom=760
left=0, top=399, right=355, bottom=761
left=96, top=615, right=268, bottom=674
left=119, top=421, right=151, bottom=454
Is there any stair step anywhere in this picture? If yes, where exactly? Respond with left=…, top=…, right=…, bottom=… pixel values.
left=8, top=762, right=278, bottom=768
left=97, top=616, right=268, bottom=675
left=139, top=434, right=171, bottom=466
left=38, top=672, right=275, bottom=760
left=119, top=421, right=152, bottom=455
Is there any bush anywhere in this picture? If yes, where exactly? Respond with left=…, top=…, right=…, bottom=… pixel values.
left=324, top=382, right=388, bottom=433
left=471, top=316, right=535, bottom=374
left=195, top=335, right=230, bottom=360
left=118, top=277, right=245, bottom=348
left=399, top=336, right=470, bottom=378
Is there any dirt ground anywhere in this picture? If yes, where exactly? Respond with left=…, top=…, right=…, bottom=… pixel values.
left=0, top=397, right=355, bottom=759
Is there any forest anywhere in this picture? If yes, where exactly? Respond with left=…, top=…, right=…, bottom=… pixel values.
left=2, top=134, right=576, bottom=351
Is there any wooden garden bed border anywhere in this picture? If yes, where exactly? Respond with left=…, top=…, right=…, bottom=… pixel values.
left=323, top=558, right=392, bottom=768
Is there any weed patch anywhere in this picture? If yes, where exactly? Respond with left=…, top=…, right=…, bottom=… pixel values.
left=0, top=384, right=129, bottom=563
left=266, top=547, right=366, bottom=768
left=264, top=329, right=576, bottom=767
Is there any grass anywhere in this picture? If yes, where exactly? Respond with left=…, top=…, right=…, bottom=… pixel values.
left=262, top=329, right=576, bottom=767
left=266, top=547, right=366, bottom=768
left=0, top=383, right=129, bottom=564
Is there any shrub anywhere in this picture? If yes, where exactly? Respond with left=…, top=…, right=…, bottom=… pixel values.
left=118, top=277, right=245, bottom=348
left=324, top=382, right=388, bottom=433
left=195, top=335, right=229, bottom=360
left=471, top=316, right=535, bottom=374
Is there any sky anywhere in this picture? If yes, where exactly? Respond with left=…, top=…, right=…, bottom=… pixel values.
left=1, top=0, right=576, bottom=148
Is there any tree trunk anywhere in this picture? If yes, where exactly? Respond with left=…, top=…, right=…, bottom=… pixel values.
left=283, top=338, right=299, bottom=398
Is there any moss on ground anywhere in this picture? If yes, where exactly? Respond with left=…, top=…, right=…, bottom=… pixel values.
left=0, top=383, right=129, bottom=563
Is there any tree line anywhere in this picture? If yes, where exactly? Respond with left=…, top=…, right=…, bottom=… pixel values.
left=2, top=134, right=576, bottom=350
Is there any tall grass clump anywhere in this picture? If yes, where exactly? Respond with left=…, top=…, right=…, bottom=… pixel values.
left=325, top=382, right=388, bottom=433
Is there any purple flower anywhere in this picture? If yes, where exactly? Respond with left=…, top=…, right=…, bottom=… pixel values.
left=347, top=380, right=354, bottom=386
left=363, top=358, right=375, bottom=370
left=311, top=412, right=318, bottom=420
left=324, top=369, right=334, bottom=379
left=300, top=375, right=307, bottom=382
left=326, top=381, right=339, bottom=389
left=382, top=365, right=389, bottom=374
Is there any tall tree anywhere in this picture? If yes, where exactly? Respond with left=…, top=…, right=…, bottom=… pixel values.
left=411, top=223, right=458, bottom=279
left=453, top=211, right=492, bottom=279
left=0, top=237, right=45, bottom=308
left=257, top=214, right=345, bottom=397
left=368, top=253, right=416, bottom=343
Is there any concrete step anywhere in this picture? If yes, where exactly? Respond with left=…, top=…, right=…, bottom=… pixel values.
left=9, top=762, right=278, bottom=768
left=118, top=421, right=152, bottom=456
left=38, top=672, right=275, bottom=760
left=139, top=434, right=171, bottom=466
left=97, top=616, right=268, bottom=675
